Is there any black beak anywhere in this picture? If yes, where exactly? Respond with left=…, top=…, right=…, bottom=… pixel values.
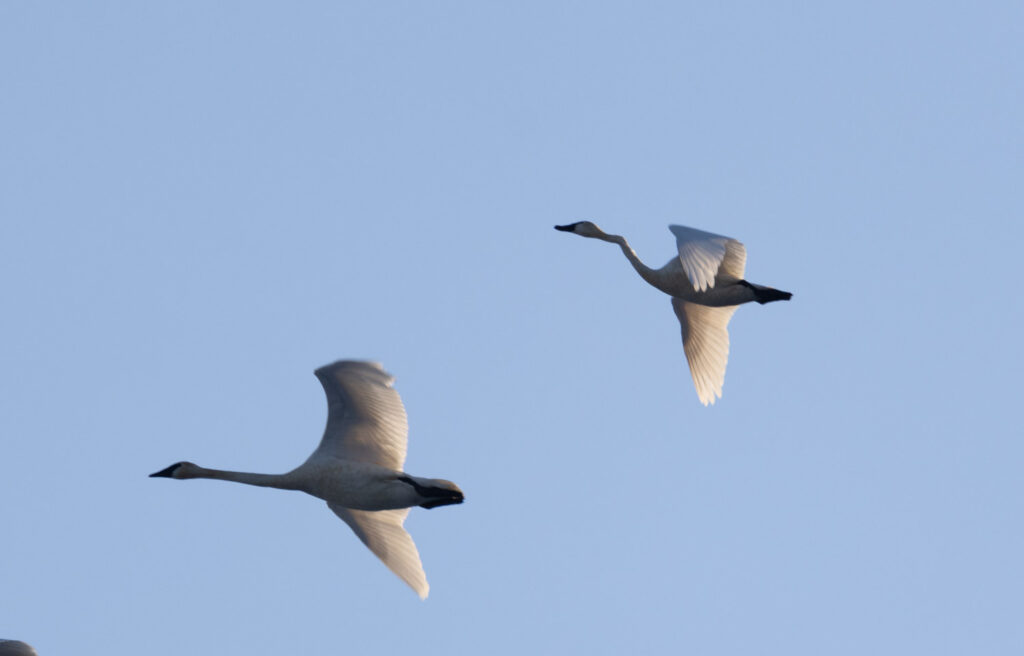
left=149, top=464, right=180, bottom=478
left=554, top=223, right=577, bottom=232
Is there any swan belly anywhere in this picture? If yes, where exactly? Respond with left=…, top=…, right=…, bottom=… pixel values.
left=299, top=459, right=421, bottom=511
left=660, top=278, right=754, bottom=306
left=681, top=283, right=755, bottom=307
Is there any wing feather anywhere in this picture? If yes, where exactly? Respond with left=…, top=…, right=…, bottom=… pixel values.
left=0, top=642, right=38, bottom=656
left=313, top=360, right=408, bottom=470
left=671, top=298, right=739, bottom=405
left=328, top=503, right=429, bottom=599
left=669, top=225, right=747, bottom=291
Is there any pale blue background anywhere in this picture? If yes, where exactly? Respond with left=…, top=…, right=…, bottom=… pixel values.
left=2, top=2, right=1022, bottom=654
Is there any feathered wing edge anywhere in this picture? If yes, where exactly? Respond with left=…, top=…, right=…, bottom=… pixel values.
left=313, top=360, right=409, bottom=471
left=669, top=225, right=747, bottom=291
left=328, top=503, right=429, bottom=600
left=671, top=298, right=739, bottom=405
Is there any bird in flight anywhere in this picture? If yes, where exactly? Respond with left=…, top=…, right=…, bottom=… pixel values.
left=555, top=222, right=792, bottom=405
left=151, top=360, right=463, bottom=599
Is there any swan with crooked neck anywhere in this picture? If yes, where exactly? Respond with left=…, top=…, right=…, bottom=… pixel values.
left=151, top=360, right=463, bottom=599
left=555, top=221, right=792, bottom=404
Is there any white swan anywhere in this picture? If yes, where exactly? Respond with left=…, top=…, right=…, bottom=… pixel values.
left=555, top=222, right=792, bottom=405
left=0, top=641, right=37, bottom=656
left=151, top=360, right=463, bottom=599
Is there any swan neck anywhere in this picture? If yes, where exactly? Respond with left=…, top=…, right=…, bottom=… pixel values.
left=190, top=466, right=299, bottom=490
left=610, top=235, right=658, bottom=284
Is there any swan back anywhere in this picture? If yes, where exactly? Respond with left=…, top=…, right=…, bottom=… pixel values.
left=312, top=360, right=409, bottom=470
left=669, top=225, right=746, bottom=291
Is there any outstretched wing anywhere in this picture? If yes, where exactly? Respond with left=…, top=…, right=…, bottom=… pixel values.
left=312, top=360, right=408, bottom=470
left=669, top=225, right=746, bottom=292
left=328, top=503, right=429, bottom=600
left=671, top=298, right=738, bottom=406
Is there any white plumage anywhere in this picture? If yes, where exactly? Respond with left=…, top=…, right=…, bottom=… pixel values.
left=556, top=222, right=792, bottom=405
left=672, top=299, right=739, bottom=405
left=669, top=224, right=748, bottom=292
left=151, top=360, right=463, bottom=599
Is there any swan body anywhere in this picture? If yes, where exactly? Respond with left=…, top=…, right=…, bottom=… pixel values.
left=151, top=360, right=463, bottom=599
left=555, top=221, right=792, bottom=405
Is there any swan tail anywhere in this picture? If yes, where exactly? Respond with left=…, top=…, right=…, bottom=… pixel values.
left=398, top=475, right=465, bottom=509
left=740, top=281, right=792, bottom=304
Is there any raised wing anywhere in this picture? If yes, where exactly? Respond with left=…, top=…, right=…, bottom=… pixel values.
left=669, top=225, right=746, bottom=292
left=328, top=503, right=429, bottom=600
left=671, top=298, right=739, bottom=406
left=312, top=360, right=408, bottom=470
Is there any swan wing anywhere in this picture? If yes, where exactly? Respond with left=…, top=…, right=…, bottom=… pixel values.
left=671, top=298, right=739, bottom=405
left=313, top=360, right=408, bottom=470
left=328, top=503, right=429, bottom=599
left=669, top=225, right=746, bottom=291
left=0, top=642, right=37, bottom=656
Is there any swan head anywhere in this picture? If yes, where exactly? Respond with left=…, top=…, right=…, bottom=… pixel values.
left=554, top=221, right=607, bottom=239
left=149, top=461, right=200, bottom=479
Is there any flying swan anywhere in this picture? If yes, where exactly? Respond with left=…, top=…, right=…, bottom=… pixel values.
left=555, top=222, right=792, bottom=405
left=151, top=360, right=463, bottom=599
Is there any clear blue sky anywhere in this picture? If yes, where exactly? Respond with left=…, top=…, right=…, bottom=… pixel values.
left=2, top=2, right=1022, bottom=654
